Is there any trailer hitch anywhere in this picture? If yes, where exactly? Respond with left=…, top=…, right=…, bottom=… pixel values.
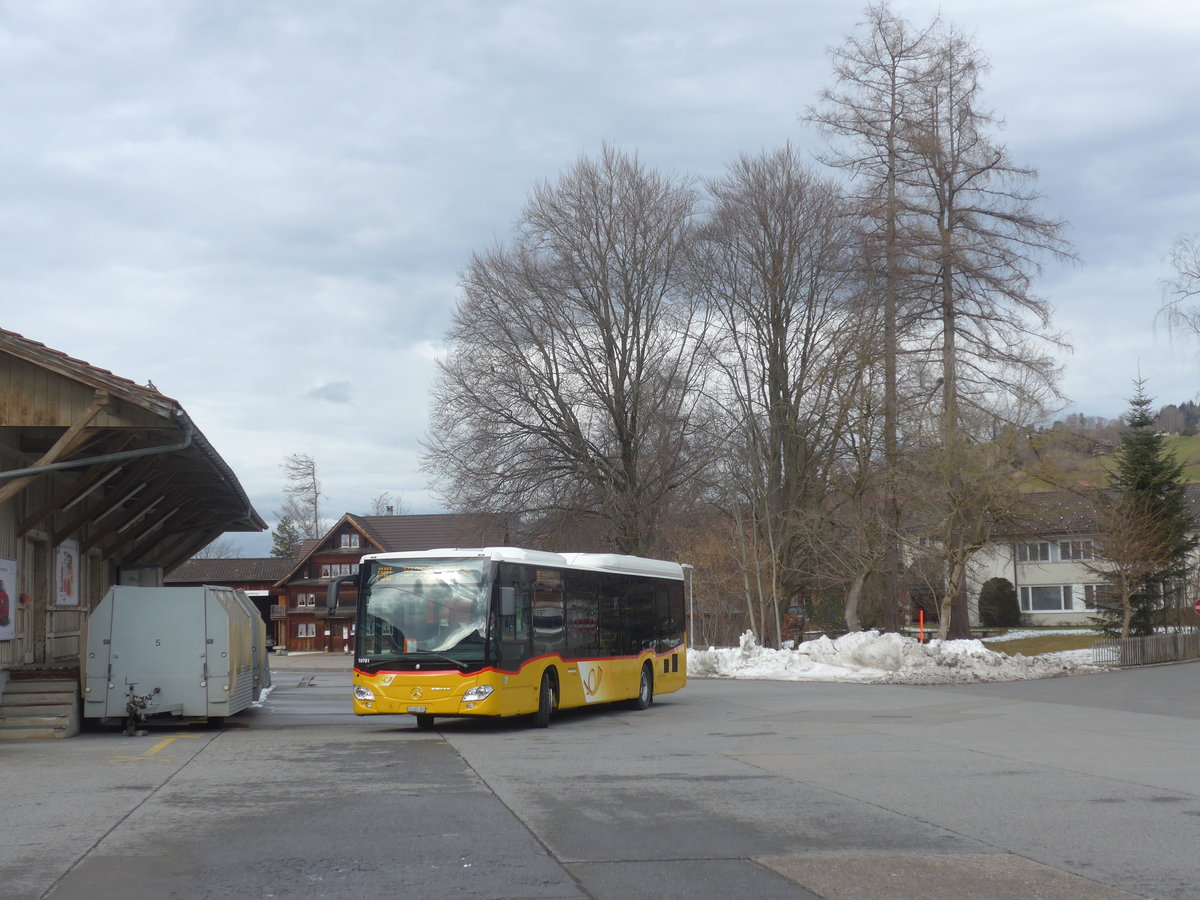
left=123, top=683, right=161, bottom=736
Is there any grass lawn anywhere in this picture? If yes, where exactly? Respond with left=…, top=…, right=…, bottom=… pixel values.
left=984, top=631, right=1098, bottom=657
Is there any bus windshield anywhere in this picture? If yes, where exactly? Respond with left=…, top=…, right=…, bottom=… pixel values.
left=357, top=558, right=491, bottom=667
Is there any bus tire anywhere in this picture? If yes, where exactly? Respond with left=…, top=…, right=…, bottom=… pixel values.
left=535, top=671, right=556, bottom=728
left=415, top=714, right=435, bottom=730
left=630, top=663, right=653, bottom=711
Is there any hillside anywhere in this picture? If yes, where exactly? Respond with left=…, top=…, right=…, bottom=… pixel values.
left=1023, top=431, right=1200, bottom=492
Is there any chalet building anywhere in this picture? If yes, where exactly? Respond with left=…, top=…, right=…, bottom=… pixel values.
left=275, top=512, right=510, bottom=652
left=165, top=556, right=292, bottom=639
left=969, top=485, right=1200, bottom=626
left=0, top=329, right=264, bottom=737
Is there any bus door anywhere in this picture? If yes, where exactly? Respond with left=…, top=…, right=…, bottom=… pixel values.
left=496, top=566, right=531, bottom=669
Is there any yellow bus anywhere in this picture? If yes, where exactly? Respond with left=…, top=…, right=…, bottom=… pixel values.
left=328, top=547, right=686, bottom=728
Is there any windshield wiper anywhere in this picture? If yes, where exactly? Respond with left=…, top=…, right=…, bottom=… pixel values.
left=407, top=652, right=469, bottom=670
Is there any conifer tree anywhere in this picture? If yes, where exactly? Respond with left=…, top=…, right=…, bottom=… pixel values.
left=270, top=514, right=302, bottom=559
left=1095, top=383, right=1198, bottom=636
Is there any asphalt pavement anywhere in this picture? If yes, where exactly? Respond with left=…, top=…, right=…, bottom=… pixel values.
left=1, top=653, right=1197, bottom=899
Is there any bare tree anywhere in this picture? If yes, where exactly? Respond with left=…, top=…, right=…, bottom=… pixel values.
left=902, top=26, right=1073, bottom=439
left=193, top=537, right=240, bottom=559
left=365, top=492, right=405, bottom=516
left=1084, top=492, right=1175, bottom=640
left=809, top=4, right=1073, bottom=636
left=691, top=146, right=870, bottom=642
left=902, top=421, right=1027, bottom=640
left=805, top=1, right=941, bottom=630
left=1159, top=233, right=1200, bottom=336
left=424, top=145, right=711, bottom=555
left=280, top=453, right=323, bottom=540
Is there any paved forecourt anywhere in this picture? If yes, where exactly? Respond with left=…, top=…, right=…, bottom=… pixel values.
left=2, top=652, right=1197, bottom=899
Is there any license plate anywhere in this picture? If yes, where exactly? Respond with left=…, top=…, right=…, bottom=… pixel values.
left=407, top=705, right=427, bottom=713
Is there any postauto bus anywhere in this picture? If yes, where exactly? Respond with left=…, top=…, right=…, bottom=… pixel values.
left=327, top=547, right=686, bottom=728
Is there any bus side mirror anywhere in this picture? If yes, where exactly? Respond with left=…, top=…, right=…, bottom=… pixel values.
left=327, top=573, right=358, bottom=614
left=500, top=586, right=515, bottom=617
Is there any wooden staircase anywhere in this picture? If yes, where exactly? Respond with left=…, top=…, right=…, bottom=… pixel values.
left=0, top=668, right=80, bottom=739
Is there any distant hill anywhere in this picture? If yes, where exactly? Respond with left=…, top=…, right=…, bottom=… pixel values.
left=1022, top=431, right=1200, bottom=492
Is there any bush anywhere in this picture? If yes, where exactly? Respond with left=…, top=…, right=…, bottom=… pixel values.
left=978, top=577, right=1021, bottom=628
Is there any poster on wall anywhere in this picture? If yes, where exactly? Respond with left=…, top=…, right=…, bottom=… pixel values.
left=56, top=540, right=79, bottom=607
left=0, top=557, right=16, bottom=640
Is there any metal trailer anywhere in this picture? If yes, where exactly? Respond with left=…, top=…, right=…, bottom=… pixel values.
left=83, top=585, right=271, bottom=730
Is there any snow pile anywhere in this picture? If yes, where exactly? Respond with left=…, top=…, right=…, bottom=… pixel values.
left=687, top=630, right=1106, bottom=684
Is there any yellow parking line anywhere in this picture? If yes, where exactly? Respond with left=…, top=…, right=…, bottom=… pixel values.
left=145, top=738, right=176, bottom=755
left=111, top=732, right=205, bottom=763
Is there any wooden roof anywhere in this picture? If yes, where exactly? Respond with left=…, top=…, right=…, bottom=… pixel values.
left=0, top=328, right=265, bottom=568
left=276, top=512, right=512, bottom=585
left=166, top=557, right=293, bottom=585
left=994, top=484, right=1200, bottom=539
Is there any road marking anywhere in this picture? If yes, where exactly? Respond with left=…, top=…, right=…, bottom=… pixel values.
left=110, top=733, right=205, bottom=763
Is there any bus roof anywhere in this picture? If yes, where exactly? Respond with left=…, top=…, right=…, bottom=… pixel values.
left=359, top=547, right=684, bottom=581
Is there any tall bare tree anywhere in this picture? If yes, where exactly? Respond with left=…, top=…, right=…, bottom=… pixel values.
left=691, top=146, right=869, bottom=643
left=1159, top=233, right=1200, bottom=336
left=424, top=145, right=710, bottom=555
left=279, top=452, right=323, bottom=540
left=900, top=24, right=1072, bottom=635
left=811, top=4, right=1072, bottom=636
left=806, top=1, right=940, bottom=630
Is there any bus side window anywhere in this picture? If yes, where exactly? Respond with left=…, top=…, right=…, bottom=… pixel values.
left=624, top=578, right=655, bottom=654
left=497, top=563, right=532, bottom=667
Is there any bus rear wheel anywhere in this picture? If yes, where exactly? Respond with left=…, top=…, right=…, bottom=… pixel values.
left=630, top=663, right=653, bottom=710
left=535, top=671, right=556, bottom=728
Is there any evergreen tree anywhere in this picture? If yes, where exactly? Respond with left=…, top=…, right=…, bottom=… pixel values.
left=1096, top=383, right=1198, bottom=636
left=270, top=514, right=302, bottom=559
left=978, top=577, right=1020, bottom=628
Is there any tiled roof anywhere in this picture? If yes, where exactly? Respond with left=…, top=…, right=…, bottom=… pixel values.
left=0, top=326, right=174, bottom=418
left=276, top=513, right=512, bottom=586
left=352, top=513, right=511, bottom=552
left=995, top=484, right=1200, bottom=538
left=166, top=557, right=293, bottom=584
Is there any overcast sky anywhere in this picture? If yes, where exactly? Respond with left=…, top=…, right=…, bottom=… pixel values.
left=3, top=0, right=1198, bottom=554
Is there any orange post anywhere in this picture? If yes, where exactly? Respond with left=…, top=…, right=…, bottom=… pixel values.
left=918, top=609, right=925, bottom=643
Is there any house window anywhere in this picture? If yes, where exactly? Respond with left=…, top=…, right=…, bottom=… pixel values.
left=297, top=593, right=315, bottom=608
left=1016, top=542, right=1052, bottom=562
left=320, top=563, right=354, bottom=578
left=1083, top=584, right=1113, bottom=610
left=1059, top=540, right=1094, bottom=561
left=297, top=622, right=316, bottom=638
left=340, top=533, right=360, bottom=549
left=1019, top=585, right=1075, bottom=612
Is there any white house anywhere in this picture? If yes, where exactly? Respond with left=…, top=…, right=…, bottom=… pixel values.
left=969, top=486, right=1200, bottom=626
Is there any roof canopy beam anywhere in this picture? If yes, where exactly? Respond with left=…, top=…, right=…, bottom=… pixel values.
left=0, top=391, right=110, bottom=505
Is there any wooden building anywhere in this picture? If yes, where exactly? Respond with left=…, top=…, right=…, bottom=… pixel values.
left=0, top=329, right=264, bottom=737
left=275, top=512, right=510, bottom=653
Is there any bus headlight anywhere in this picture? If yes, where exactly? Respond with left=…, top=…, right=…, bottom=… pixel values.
left=354, top=685, right=376, bottom=702
left=462, top=685, right=493, bottom=702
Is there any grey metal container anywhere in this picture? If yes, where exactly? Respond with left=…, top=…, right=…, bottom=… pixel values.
left=83, top=585, right=271, bottom=723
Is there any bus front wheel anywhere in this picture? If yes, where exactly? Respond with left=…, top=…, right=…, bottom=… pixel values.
left=535, top=671, right=556, bottom=728
left=630, top=663, right=653, bottom=711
